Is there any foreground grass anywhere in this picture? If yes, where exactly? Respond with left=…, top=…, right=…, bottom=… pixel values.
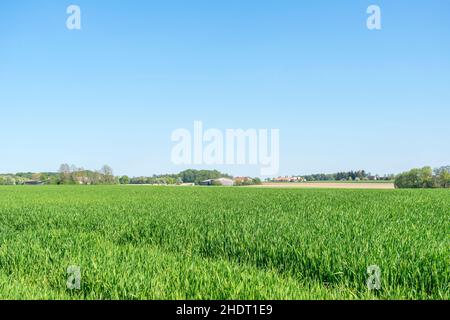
left=0, top=186, right=448, bottom=299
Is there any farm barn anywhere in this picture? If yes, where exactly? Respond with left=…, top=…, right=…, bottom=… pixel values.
left=200, top=178, right=234, bottom=186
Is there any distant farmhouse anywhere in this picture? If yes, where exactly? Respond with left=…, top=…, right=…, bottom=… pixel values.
left=200, top=178, right=234, bottom=186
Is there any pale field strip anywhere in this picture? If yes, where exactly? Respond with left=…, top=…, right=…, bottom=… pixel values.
left=252, top=182, right=395, bottom=189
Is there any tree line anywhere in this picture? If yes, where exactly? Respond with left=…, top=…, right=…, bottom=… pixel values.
left=0, top=166, right=236, bottom=186
left=121, top=169, right=234, bottom=185
left=268, top=170, right=394, bottom=182
left=1, top=165, right=448, bottom=188
left=394, top=166, right=450, bottom=189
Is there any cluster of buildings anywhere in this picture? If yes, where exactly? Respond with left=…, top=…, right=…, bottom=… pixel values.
left=199, top=176, right=260, bottom=186
left=268, top=176, right=306, bottom=183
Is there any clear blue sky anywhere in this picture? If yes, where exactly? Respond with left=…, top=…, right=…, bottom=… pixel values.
left=1, top=0, right=449, bottom=177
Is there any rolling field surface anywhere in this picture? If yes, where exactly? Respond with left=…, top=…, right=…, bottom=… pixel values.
left=0, top=186, right=448, bottom=299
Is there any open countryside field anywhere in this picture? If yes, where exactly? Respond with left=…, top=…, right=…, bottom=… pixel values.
left=0, top=186, right=448, bottom=299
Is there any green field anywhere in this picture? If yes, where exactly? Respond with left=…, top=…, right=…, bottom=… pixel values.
left=0, top=186, right=448, bottom=299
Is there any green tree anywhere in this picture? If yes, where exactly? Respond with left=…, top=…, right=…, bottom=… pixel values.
left=395, top=166, right=435, bottom=188
left=119, top=175, right=130, bottom=184
left=58, top=164, right=72, bottom=184
left=435, top=166, right=450, bottom=188
left=439, top=171, right=450, bottom=188
left=100, top=165, right=116, bottom=184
